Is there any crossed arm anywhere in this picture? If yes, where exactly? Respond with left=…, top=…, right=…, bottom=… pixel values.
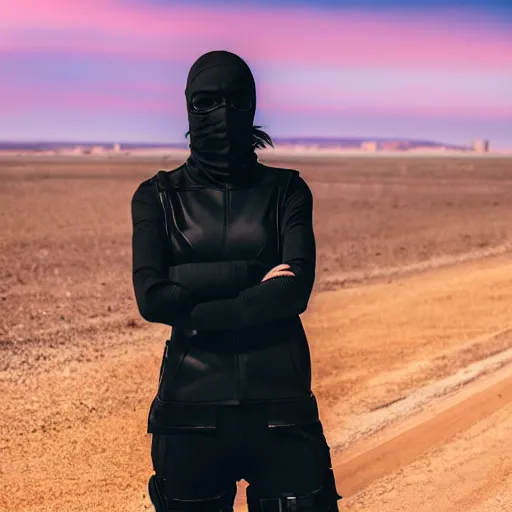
left=131, top=173, right=316, bottom=330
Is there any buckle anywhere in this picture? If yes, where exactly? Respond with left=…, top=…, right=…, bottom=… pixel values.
left=259, top=494, right=315, bottom=512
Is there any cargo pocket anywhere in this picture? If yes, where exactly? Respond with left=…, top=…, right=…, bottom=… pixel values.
left=148, top=400, right=218, bottom=435
left=150, top=433, right=164, bottom=474
left=294, top=423, right=343, bottom=503
left=294, top=422, right=331, bottom=480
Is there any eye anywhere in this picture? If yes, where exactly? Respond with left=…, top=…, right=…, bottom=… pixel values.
left=191, top=94, right=219, bottom=112
left=230, top=95, right=253, bottom=112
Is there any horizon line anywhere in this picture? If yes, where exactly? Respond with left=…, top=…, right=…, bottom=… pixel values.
left=0, top=136, right=479, bottom=145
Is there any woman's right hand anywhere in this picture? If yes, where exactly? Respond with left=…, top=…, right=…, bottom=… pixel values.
left=261, top=263, right=295, bottom=282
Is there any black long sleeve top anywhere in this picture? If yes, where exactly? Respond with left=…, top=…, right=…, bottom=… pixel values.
left=131, top=170, right=316, bottom=331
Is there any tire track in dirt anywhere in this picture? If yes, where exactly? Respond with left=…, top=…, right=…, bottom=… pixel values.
left=320, top=243, right=512, bottom=291
left=338, top=366, right=512, bottom=512
left=334, top=367, right=512, bottom=498
left=328, top=342, right=512, bottom=454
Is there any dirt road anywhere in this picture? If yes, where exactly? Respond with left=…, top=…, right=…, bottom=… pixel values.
left=2, top=253, right=511, bottom=512
left=1, top=156, right=511, bottom=511
left=337, top=370, right=512, bottom=512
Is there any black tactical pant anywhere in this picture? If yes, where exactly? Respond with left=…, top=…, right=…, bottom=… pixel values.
left=149, top=401, right=342, bottom=511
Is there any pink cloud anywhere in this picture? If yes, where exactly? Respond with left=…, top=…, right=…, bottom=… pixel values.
left=257, top=82, right=512, bottom=118
left=259, top=99, right=512, bottom=119
left=2, top=80, right=509, bottom=119
left=2, top=0, right=511, bottom=71
left=0, top=83, right=182, bottom=115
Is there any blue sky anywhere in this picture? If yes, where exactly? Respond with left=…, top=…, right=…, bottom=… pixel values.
left=2, top=0, right=511, bottom=147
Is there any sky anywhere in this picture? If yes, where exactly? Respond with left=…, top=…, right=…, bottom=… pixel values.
left=2, top=0, right=511, bottom=148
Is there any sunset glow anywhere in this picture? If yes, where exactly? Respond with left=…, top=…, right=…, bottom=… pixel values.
left=2, top=0, right=511, bottom=147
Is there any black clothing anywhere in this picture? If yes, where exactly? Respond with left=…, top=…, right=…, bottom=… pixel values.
left=132, top=49, right=342, bottom=511
left=149, top=402, right=341, bottom=508
left=131, top=161, right=317, bottom=430
left=185, top=50, right=258, bottom=187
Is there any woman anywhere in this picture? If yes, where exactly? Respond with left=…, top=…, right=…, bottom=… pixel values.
left=131, top=50, right=342, bottom=512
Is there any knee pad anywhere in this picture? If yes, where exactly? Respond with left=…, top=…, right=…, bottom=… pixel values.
left=246, top=469, right=343, bottom=512
left=148, top=474, right=235, bottom=512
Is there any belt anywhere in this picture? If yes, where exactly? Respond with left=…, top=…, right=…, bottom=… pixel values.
left=147, top=393, right=320, bottom=434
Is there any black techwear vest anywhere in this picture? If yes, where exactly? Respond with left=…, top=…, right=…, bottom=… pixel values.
left=146, top=160, right=320, bottom=433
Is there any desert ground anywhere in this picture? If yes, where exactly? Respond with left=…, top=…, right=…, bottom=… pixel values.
left=1, top=154, right=511, bottom=511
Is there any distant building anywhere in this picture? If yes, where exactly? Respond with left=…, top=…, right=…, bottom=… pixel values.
left=472, top=139, right=489, bottom=153
left=361, top=141, right=378, bottom=152
left=113, top=143, right=121, bottom=153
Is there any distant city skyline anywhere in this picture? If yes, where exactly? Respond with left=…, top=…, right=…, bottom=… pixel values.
left=3, top=0, right=511, bottom=148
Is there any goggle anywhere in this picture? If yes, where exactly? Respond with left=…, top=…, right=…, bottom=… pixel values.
left=191, top=93, right=253, bottom=113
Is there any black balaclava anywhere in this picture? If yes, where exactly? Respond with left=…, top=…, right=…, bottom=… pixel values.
left=185, top=50, right=259, bottom=187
